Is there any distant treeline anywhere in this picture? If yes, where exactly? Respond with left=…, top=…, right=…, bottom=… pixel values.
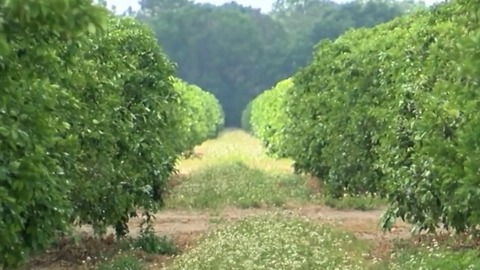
left=133, top=0, right=425, bottom=126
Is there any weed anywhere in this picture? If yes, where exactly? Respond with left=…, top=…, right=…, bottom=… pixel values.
left=96, top=255, right=145, bottom=270
left=168, top=213, right=372, bottom=269
left=131, top=230, right=177, bottom=255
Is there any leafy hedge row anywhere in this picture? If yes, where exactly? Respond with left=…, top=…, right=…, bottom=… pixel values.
left=0, top=0, right=223, bottom=267
left=247, top=78, right=293, bottom=158
left=245, top=1, right=480, bottom=234
left=174, top=78, right=224, bottom=152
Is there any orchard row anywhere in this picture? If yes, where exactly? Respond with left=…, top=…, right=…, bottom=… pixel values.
left=246, top=1, right=480, bottom=234
left=0, top=0, right=223, bottom=267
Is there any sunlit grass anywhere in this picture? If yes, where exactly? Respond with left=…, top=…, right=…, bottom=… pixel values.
left=165, top=161, right=312, bottom=209
left=177, top=129, right=293, bottom=175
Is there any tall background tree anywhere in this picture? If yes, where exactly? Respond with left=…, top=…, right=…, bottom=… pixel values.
left=136, top=0, right=425, bottom=126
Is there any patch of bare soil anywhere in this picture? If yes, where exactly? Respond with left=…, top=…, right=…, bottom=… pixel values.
left=306, top=176, right=323, bottom=194
left=166, top=173, right=188, bottom=192
left=119, top=204, right=411, bottom=243
left=128, top=210, right=210, bottom=236
left=26, top=233, right=119, bottom=270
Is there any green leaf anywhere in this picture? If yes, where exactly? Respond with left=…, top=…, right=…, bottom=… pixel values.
left=87, top=23, right=96, bottom=34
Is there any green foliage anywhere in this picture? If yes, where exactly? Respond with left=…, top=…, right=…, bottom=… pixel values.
left=0, top=1, right=223, bottom=267
left=130, top=220, right=177, bottom=255
left=0, top=0, right=109, bottom=267
left=249, top=78, right=293, bottom=158
left=0, top=0, right=108, bottom=54
left=173, top=79, right=224, bottom=151
left=131, top=230, right=177, bottom=255
left=271, top=0, right=423, bottom=71
left=246, top=0, right=480, bottom=234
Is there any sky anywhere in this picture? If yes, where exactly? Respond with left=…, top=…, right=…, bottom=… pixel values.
left=106, top=0, right=443, bottom=14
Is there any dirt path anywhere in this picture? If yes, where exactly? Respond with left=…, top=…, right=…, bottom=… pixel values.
left=74, top=204, right=411, bottom=266
left=86, top=204, right=410, bottom=252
